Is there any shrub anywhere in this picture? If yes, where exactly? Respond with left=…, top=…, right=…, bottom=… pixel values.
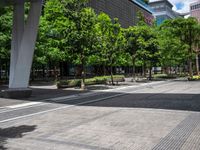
left=189, top=75, right=200, bottom=81
left=57, top=75, right=125, bottom=88
left=57, top=79, right=81, bottom=88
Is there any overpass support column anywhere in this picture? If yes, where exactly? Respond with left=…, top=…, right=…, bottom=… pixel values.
left=2, top=0, right=43, bottom=98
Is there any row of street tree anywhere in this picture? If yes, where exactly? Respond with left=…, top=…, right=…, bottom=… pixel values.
left=1, top=0, right=200, bottom=88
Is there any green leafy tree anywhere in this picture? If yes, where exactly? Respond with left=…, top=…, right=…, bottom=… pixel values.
left=161, top=17, right=200, bottom=77
left=158, top=26, right=188, bottom=75
left=124, top=26, right=140, bottom=81
left=96, top=13, right=125, bottom=85
left=136, top=25, right=160, bottom=80
left=192, top=24, right=200, bottom=75
left=61, top=0, right=98, bottom=89
left=35, top=0, right=70, bottom=80
left=0, top=6, right=12, bottom=79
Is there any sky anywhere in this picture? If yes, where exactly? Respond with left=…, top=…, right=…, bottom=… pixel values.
left=149, top=0, right=198, bottom=13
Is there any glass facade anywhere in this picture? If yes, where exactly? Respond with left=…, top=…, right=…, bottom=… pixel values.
left=156, top=16, right=166, bottom=25
left=149, top=0, right=180, bottom=25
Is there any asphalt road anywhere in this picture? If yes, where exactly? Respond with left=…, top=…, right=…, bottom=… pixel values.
left=1, top=80, right=200, bottom=150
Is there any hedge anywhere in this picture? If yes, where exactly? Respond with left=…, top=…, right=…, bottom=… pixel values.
left=57, top=75, right=125, bottom=88
left=188, top=75, right=200, bottom=81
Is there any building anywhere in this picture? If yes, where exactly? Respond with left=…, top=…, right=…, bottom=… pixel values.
left=149, top=0, right=181, bottom=25
left=190, top=1, right=200, bottom=22
left=88, top=0, right=154, bottom=28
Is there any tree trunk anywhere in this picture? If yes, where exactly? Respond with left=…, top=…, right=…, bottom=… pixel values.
left=5, top=61, right=8, bottom=81
left=196, top=54, right=199, bottom=75
left=132, top=55, right=136, bottom=82
left=59, top=62, right=63, bottom=79
left=143, top=62, right=147, bottom=77
left=103, top=64, right=106, bottom=76
left=149, top=66, right=152, bottom=80
left=189, top=59, right=193, bottom=78
left=188, top=31, right=193, bottom=78
left=81, top=59, right=86, bottom=90
left=42, top=65, right=45, bottom=80
left=110, top=66, right=114, bottom=85
left=54, top=65, right=58, bottom=81
left=45, top=64, right=49, bottom=81
left=142, top=65, right=145, bottom=77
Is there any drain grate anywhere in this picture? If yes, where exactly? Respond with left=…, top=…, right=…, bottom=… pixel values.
left=152, top=114, right=200, bottom=150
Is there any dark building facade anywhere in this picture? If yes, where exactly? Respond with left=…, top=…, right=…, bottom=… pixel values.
left=88, top=0, right=154, bottom=28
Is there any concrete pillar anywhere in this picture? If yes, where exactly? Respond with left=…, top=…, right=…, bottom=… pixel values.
left=1, top=0, right=43, bottom=98
left=9, top=2, right=25, bottom=88
left=9, top=0, right=43, bottom=89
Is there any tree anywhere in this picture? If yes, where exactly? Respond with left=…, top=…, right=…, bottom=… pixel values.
left=124, top=26, right=140, bottom=81
left=136, top=25, right=160, bottom=80
left=161, top=18, right=200, bottom=77
left=35, top=0, right=70, bottom=80
left=192, top=24, right=200, bottom=75
left=96, top=13, right=125, bottom=85
left=158, top=25, right=188, bottom=75
left=0, top=6, right=12, bottom=79
left=61, top=0, right=98, bottom=89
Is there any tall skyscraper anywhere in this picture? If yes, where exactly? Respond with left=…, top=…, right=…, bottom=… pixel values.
left=190, top=0, right=200, bottom=22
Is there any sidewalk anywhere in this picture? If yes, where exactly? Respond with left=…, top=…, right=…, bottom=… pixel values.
left=0, top=78, right=169, bottom=108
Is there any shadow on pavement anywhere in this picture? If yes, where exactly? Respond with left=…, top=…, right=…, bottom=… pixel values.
left=80, top=93, right=200, bottom=112
left=0, top=125, right=36, bottom=150
left=1, top=80, right=200, bottom=112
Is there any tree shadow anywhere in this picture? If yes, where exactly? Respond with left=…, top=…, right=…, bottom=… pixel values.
left=0, top=125, right=36, bottom=150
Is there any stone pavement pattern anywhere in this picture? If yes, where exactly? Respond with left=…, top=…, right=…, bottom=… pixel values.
left=0, top=80, right=200, bottom=150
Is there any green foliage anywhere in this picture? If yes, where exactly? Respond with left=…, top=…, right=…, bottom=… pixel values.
left=124, top=20, right=160, bottom=79
left=35, top=0, right=69, bottom=66
left=161, top=17, right=200, bottom=77
left=191, top=75, right=200, bottom=80
left=158, top=26, right=188, bottom=68
left=153, top=73, right=177, bottom=79
left=2, top=0, right=200, bottom=83
left=95, top=13, right=125, bottom=67
left=66, top=8, right=98, bottom=66
left=57, top=75, right=125, bottom=88
left=0, top=7, right=12, bottom=60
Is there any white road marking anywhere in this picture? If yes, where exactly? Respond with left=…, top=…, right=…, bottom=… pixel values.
left=6, top=102, right=42, bottom=109
left=0, top=81, right=171, bottom=114
left=0, top=93, right=125, bottom=123
left=0, top=80, right=172, bottom=123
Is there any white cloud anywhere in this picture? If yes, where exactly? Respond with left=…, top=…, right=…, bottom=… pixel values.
left=150, top=0, right=198, bottom=13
